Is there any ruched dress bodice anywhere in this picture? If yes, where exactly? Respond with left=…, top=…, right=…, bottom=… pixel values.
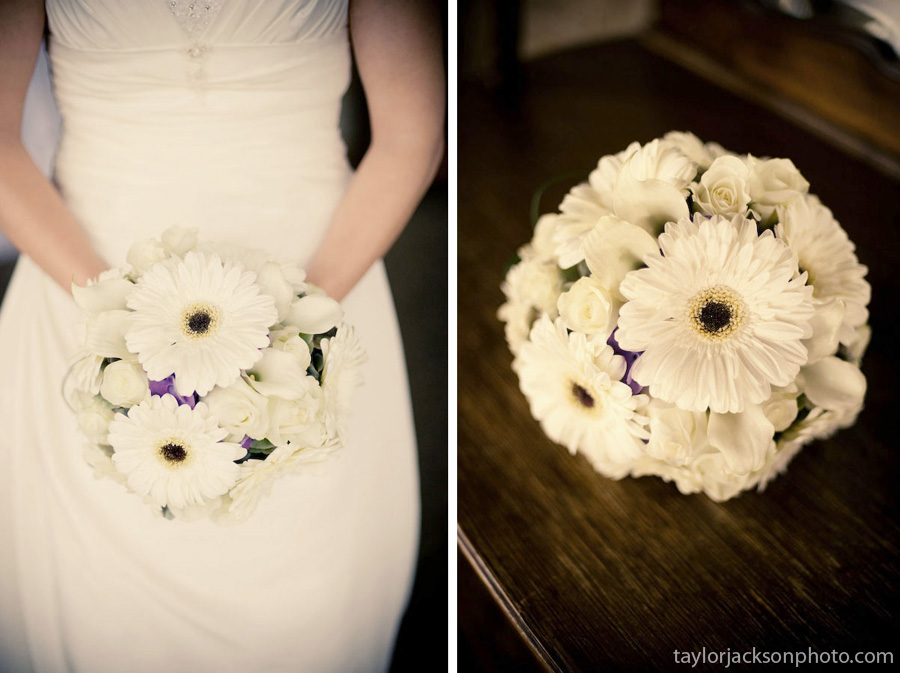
left=0, top=3, right=420, bottom=672
left=47, top=0, right=352, bottom=264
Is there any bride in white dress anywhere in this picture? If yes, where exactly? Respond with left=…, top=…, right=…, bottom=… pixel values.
left=0, top=1, right=444, bottom=672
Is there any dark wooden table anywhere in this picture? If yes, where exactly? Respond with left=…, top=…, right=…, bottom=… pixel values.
left=458, top=38, right=900, bottom=671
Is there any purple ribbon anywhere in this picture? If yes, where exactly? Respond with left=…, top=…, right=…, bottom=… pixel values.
left=149, top=375, right=197, bottom=409
left=607, top=329, right=643, bottom=395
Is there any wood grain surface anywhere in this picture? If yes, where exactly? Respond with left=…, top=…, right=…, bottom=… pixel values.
left=457, top=40, right=900, bottom=671
left=659, top=0, right=900, bottom=160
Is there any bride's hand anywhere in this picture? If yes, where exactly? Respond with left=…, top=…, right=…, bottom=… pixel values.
left=0, top=0, right=108, bottom=292
left=304, top=0, right=444, bottom=301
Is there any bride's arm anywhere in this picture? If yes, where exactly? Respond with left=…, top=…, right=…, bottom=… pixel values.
left=304, top=0, right=445, bottom=301
left=0, top=0, right=107, bottom=291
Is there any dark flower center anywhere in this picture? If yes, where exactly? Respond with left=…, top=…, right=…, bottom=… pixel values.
left=698, top=301, right=732, bottom=334
left=160, top=442, right=187, bottom=463
left=572, top=383, right=595, bottom=408
left=187, top=311, right=212, bottom=334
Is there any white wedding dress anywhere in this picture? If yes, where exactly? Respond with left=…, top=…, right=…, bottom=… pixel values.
left=0, top=2, right=420, bottom=672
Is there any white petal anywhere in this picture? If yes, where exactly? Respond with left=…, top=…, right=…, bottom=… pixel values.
left=583, top=216, right=659, bottom=300
left=246, top=349, right=312, bottom=400
left=287, top=294, right=343, bottom=334
left=72, top=278, right=134, bottom=318
left=613, top=162, right=689, bottom=233
left=160, top=225, right=199, bottom=256
left=85, top=310, right=133, bottom=360
left=707, top=404, right=774, bottom=474
left=802, top=298, right=845, bottom=365
left=800, top=356, right=866, bottom=411
left=256, top=262, right=295, bottom=324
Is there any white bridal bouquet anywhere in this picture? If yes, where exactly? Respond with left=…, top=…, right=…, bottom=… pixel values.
left=499, top=132, right=871, bottom=501
left=65, top=227, right=365, bottom=521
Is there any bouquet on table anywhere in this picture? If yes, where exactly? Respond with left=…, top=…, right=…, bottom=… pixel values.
left=66, top=226, right=365, bottom=521
left=499, top=132, right=870, bottom=501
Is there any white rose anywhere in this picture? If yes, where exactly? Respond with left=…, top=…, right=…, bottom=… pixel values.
left=266, top=387, right=326, bottom=448
left=557, top=276, right=618, bottom=337
left=203, top=377, right=270, bottom=442
left=126, top=237, right=168, bottom=276
left=74, top=393, right=116, bottom=445
left=747, top=156, right=809, bottom=222
left=160, top=225, right=198, bottom=257
left=269, top=326, right=312, bottom=371
left=286, top=294, right=343, bottom=335
left=99, top=359, right=150, bottom=407
left=691, top=155, right=751, bottom=216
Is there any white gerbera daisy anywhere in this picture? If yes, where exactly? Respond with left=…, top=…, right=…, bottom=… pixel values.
left=497, top=256, right=563, bottom=355
left=125, top=250, right=278, bottom=396
left=775, top=195, right=870, bottom=345
left=617, top=214, right=815, bottom=414
left=512, top=316, right=649, bottom=477
left=320, top=324, right=366, bottom=441
left=227, top=443, right=334, bottom=521
left=497, top=299, right=536, bottom=357
left=109, top=394, right=245, bottom=510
